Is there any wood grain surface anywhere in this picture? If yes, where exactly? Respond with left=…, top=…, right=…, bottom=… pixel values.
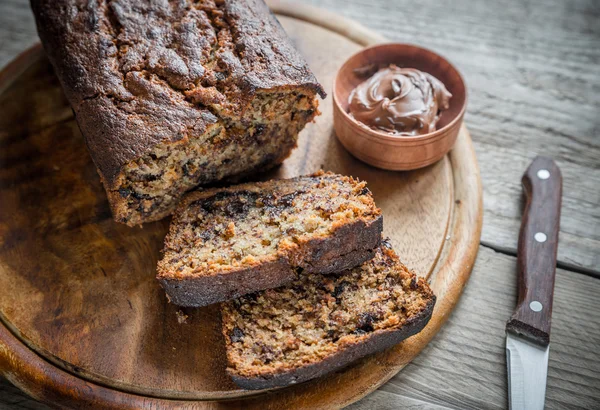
left=0, top=2, right=482, bottom=408
left=1, top=0, right=599, bottom=408
left=507, top=157, right=562, bottom=346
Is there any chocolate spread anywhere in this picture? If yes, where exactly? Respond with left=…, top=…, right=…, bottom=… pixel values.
left=349, top=65, right=452, bottom=136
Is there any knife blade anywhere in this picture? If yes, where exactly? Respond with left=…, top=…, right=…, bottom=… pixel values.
left=505, top=156, right=562, bottom=410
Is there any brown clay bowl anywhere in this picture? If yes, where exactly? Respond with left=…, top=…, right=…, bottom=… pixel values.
left=333, top=43, right=467, bottom=170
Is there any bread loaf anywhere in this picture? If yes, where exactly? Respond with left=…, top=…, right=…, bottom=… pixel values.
left=31, top=0, right=325, bottom=226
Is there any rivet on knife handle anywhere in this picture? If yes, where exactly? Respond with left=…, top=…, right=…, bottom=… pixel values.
left=506, top=156, right=562, bottom=346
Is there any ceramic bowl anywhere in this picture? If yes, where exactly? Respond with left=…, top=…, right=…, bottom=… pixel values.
left=333, top=43, right=467, bottom=170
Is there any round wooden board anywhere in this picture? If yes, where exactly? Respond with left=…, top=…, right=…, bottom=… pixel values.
left=0, top=1, right=482, bottom=409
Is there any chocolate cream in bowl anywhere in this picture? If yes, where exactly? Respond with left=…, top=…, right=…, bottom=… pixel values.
left=349, top=65, right=452, bottom=136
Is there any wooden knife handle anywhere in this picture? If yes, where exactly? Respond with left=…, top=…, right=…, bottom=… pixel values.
left=506, top=156, right=562, bottom=346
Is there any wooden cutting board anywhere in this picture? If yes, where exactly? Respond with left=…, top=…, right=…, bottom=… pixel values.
left=0, top=1, right=482, bottom=408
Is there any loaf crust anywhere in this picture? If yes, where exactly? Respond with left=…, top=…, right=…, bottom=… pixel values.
left=31, top=0, right=325, bottom=225
left=221, top=241, right=436, bottom=389
left=157, top=172, right=383, bottom=307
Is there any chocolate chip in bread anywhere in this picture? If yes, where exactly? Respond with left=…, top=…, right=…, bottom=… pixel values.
left=156, top=171, right=383, bottom=307
left=31, top=0, right=326, bottom=226
left=221, top=240, right=436, bottom=389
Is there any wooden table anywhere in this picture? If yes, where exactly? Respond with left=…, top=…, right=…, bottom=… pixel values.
left=1, top=0, right=598, bottom=408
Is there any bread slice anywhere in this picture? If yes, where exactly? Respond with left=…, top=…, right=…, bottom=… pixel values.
left=221, top=240, right=436, bottom=389
left=157, top=171, right=383, bottom=307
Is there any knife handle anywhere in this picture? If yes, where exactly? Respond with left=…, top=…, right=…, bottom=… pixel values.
left=506, top=156, right=562, bottom=346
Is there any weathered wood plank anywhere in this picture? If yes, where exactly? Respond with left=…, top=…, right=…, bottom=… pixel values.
left=0, top=378, right=48, bottom=410
left=2, top=247, right=598, bottom=409
left=346, top=246, right=600, bottom=409
left=0, top=0, right=38, bottom=69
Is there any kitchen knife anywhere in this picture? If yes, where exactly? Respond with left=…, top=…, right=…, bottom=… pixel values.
left=506, top=156, right=562, bottom=410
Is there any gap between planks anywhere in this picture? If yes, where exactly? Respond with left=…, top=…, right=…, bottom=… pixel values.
left=480, top=240, right=600, bottom=280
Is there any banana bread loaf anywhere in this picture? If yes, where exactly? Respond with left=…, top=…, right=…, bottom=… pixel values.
left=156, top=171, right=383, bottom=307
left=221, top=240, right=436, bottom=389
left=31, top=0, right=325, bottom=226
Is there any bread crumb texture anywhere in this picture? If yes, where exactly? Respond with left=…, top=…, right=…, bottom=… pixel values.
left=157, top=172, right=380, bottom=278
left=32, top=0, right=323, bottom=225
left=221, top=241, right=434, bottom=378
left=109, top=0, right=323, bottom=225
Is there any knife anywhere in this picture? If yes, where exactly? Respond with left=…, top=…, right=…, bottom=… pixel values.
left=505, top=156, right=562, bottom=410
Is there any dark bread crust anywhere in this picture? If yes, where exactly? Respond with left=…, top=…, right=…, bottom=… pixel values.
left=230, top=297, right=435, bottom=389
left=31, top=0, right=325, bottom=224
left=157, top=172, right=383, bottom=306
left=158, top=215, right=383, bottom=307
left=221, top=241, right=436, bottom=389
left=31, top=0, right=325, bottom=187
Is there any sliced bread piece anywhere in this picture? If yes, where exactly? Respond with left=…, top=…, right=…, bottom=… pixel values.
left=157, top=171, right=383, bottom=307
left=221, top=240, right=436, bottom=389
